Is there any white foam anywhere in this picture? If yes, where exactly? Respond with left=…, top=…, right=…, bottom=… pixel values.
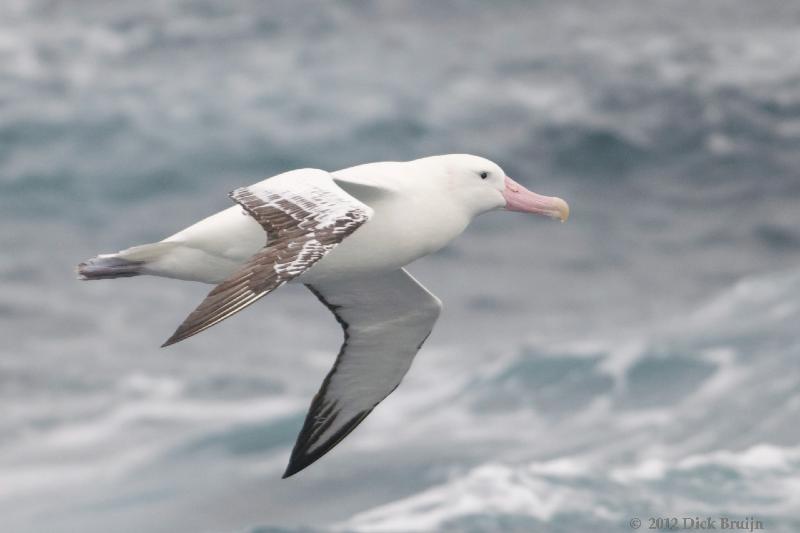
left=341, top=463, right=578, bottom=532
left=679, top=444, right=800, bottom=472
left=611, top=458, right=668, bottom=483
left=0, top=446, right=157, bottom=501
left=36, top=395, right=302, bottom=449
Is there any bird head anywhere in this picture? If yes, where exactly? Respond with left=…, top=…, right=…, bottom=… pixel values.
left=422, top=154, right=570, bottom=222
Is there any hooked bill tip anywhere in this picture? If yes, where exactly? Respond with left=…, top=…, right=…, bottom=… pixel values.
left=553, top=197, right=570, bottom=222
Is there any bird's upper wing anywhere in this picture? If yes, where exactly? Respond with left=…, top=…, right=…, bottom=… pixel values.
left=332, top=174, right=395, bottom=204
left=284, top=268, right=442, bottom=477
left=162, top=169, right=372, bottom=347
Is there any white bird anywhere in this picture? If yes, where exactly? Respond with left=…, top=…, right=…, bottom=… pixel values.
left=77, top=154, right=569, bottom=477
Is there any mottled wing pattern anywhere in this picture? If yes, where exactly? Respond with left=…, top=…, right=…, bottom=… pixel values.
left=284, top=269, right=442, bottom=477
left=162, top=169, right=372, bottom=347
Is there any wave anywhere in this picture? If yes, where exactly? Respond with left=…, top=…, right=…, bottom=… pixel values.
left=3, top=2, right=800, bottom=531
left=342, top=443, right=800, bottom=533
left=336, top=269, right=800, bottom=531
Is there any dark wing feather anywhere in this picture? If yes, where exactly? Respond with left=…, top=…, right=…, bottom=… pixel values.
left=283, top=269, right=442, bottom=478
left=162, top=170, right=371, bottom=347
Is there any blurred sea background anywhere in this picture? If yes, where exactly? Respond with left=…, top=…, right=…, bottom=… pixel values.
left=2, top=1, right=800, bottom=532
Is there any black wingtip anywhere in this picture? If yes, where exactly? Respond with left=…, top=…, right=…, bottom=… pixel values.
left=280, top=408, right=374, bottom=479
left=282, top=442, right=323, bottom=479
left=281, top=461, right=307, bottom=479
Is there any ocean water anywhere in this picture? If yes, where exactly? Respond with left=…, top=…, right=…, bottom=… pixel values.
left=1, top=1, right=800, bottom=532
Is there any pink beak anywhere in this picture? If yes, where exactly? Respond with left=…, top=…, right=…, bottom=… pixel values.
left=502, top=176, right=570, bottom=222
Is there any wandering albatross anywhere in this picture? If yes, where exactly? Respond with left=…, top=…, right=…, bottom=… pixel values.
left=77, top=154, right=569, bottom=477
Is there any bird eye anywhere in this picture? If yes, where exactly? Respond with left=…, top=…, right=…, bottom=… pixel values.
left=479, top=171, right=489, bottom=180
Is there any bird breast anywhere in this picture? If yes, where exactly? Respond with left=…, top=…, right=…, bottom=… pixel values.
left=299, top=194, right=471, bottom=283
